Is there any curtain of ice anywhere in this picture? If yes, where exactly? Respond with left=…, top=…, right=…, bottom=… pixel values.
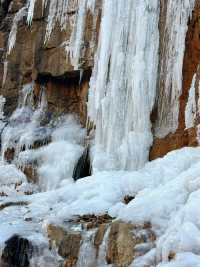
left=88, top=0, right=160, bottom=171
left=154, top=0, right=196, bottom=138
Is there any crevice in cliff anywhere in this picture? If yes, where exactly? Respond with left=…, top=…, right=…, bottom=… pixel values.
left=36, top=69, right=92, bottom=86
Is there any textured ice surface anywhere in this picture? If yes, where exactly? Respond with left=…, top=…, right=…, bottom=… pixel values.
left=88, top=0, right=160, bottom=171
left=2, top=147, right=200, bottom=266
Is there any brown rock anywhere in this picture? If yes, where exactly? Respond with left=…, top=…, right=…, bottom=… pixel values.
left=47, top=224, right=68, bottom=248
left=59, top=233, right=81, bottom=267
left=47, top=224, right=82, bottom=267
left=123, top=195, right=135, bottom=205
left=77, top=213, right=113, bottom=229
left=23, top=165, right=38, bottom=184
left=106, top=221, right=135, bottom=267
left=4, top=147, right=15, bottom=163
left=94, top=223, right=108, bottom=257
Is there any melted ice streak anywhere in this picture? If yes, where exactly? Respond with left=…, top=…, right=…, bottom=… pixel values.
left=155, top=0, right=196, bottom=138
left=88, top=0, right=160, bottom=171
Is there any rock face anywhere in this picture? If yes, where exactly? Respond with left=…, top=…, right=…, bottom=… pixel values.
left=106, top=221, right=135, bottom=267
left=0, top=0, right=100, bottom=122
left=47, top=219, right=156, bottom=267
left=47, top=224, right=82, bottom=267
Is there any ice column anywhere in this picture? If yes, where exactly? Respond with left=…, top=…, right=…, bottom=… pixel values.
left=88, top=0, right=160, bottom=171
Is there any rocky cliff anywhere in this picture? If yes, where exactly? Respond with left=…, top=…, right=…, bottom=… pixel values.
left=1, top=0, right=200, bottom=162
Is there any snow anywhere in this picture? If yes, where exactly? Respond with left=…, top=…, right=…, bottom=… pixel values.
left=0, top=163, right=26, bottom=185
left=2, top=146, right=200, bottom=266
left=3, top=144, right=200, bottom=260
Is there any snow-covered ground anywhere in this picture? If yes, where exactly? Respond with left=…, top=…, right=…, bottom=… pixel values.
left=1, top=144, right=200, bottom=266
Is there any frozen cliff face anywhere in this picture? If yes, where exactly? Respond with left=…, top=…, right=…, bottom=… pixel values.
left=154, top=0, right=196, bottom=139
left=0, top=0, right=199, bottom=164
left=1, top=1, right=200, bottom=267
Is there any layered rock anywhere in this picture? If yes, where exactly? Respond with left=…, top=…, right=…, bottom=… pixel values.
left=0, top=0, right=101, bottom=122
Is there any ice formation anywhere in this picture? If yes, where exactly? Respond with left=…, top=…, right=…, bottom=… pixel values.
left=1, top=82, right=85, bottom=190
left=88, top=0, right=160, bottom=171
left=185, top=74, right=198, bottom=129
left=7, top=7, right=27, bottom=54
left=155, top=0, right=196, bottom=138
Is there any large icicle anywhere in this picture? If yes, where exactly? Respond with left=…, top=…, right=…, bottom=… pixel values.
left=155, top=0, right=196, bottom=138
left=88, top=0, right=160, bottom=171
left=7, top=7, right=27, bottom=54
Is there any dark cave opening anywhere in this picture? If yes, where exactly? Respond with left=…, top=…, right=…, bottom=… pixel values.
left=73, top=146, right=91, bottom=181
left=35, top=69, right=92, bottom=87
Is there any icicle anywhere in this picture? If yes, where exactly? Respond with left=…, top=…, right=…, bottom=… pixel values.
left=185, top=74, right=197, bottom=129
left=7, top=7, right=27, bottom=54
left=0, top=96, right=6, bottom=120
left=88, top=0, right=160, bottom=171
left=79, top=68, right=84, bottom=85
left=2, top=60, right=8, bottom=87
left=27, top=0, right=36, bottom=25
